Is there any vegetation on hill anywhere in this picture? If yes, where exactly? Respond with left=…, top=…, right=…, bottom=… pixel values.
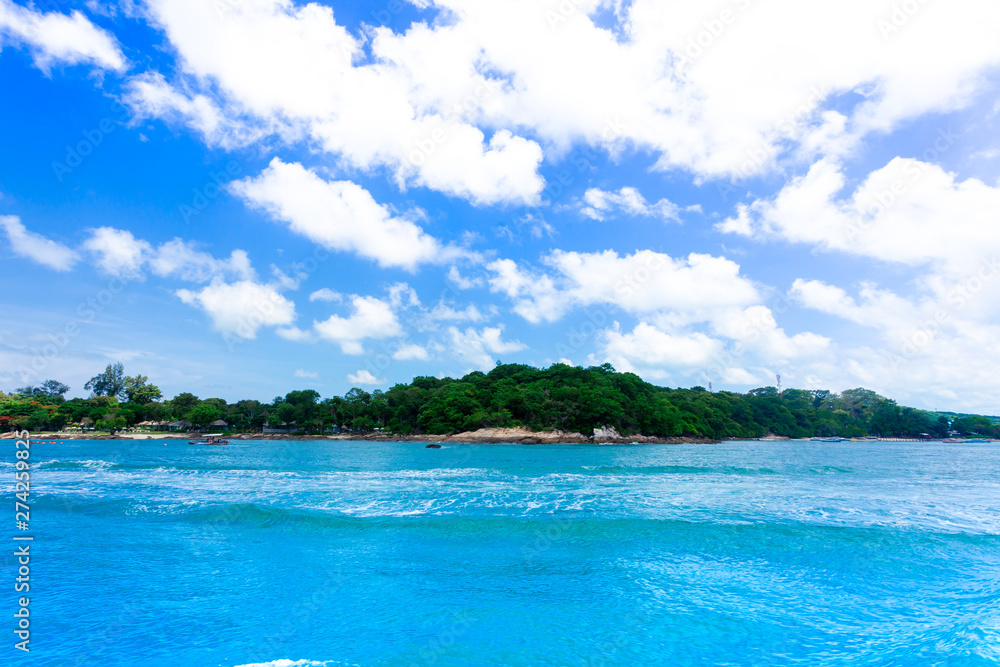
left=3, top=362, right=998, bottom=440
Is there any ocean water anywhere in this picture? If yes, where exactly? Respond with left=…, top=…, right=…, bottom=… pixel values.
left=5, top=438, right=1000, bottom=666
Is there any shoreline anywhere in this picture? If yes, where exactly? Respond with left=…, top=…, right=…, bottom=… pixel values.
left=2, top=428, right=719, bottom=445
left=7, top=429, right=962, bottom=445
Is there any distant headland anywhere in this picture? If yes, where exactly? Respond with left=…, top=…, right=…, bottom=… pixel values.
left=3, top=362, right=997, bottom=442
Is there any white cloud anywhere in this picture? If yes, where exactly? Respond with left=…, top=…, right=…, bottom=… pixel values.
left=82, top=227, right=152, bottom=278
left=447, top=326, right=526, bottom=372
left=294, top=369, right=319, bottom=379
left=347, top=369, right=385, bottom=386
left=313, top=296, right=403, bottom=355
left=594, top=303, right=831, bottom=386
left=719, top=156, right=1000, bottom=277
left=122, top=0, right=1000, bottom=205
left=176, top=278, right=296, bottom=338
left=579, top=187, right=680, bottom=222
left=757, top=265, right=1000, bottom=412
left=601, top=322, right=723, bottom=374
left=124, top=72, right=225, bottom=141
left=0, top=216, right=78, bottom=271
left=80, top=228, right=253, bottom=283
left=488, top=249, right=760, bottom=324
left=447, top=266, right=483, bottom=290
left=309, top=288, right=342, bottom=303
left=131, top=0, right=545, bottom=205
left=429, top=303, right=485, bottom=323
left=286, top=283, right=492, bottom=359
left=229, top=159, right=462, bottom=271
left=484, top=247, right=838, bottom=390
left=790, top=280, right=873, bottom=325
left=392, top=343, right=429, bottom=361
left=0, top=0, right=126, bottom=72
left=149, top=239, right=255, bottom=282
left=275, top=326, right=314, bottom=343
left=370, top=0, right=1000, bottom=178
left=388, top=283, right=421, bottom=309
left=709, top=305, right=831, bottom=361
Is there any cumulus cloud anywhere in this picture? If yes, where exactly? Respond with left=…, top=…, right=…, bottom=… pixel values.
left=0, top=216, right=78, bottom=271
left=176, top=278, right=296, bottom=338
left=483, top=246, right=838, bottom=389
left=308, top=288, right=342, bottom=303
left=769, top=281, right=1000, bottom=413
left=718, top=156, right=1000, bottom=276
left=81, top=228, right=255, bottom=283
left=429, top=303, right=486, bottom=323
left=708, top=152, right=1000, bottom=404
left=313, top=296, right=403, bottom=355
left=594, top=302, right=831, bottom=387
left=130, top=0, right=545, bottom=205
left=447, top=326, right=526, bottom=372
left=124, top=72, right=227, bottom=142
left=149, top=239, right=255, bottom=282
left=447, top=265, right=483, bottom=290
left=487, top=249, right=760, bottom=324
left=229, top=159, right=463, bottom=271
left=0, top=0, right=126, bottom=72
left=282, top=281, right=497, bottom=365
left=294, top=368, right=319, bottom=379
left=392, top=343, right=429, bottom=361
left=347, top=369, right=385, bottom=386
left=82, top=227, right=152, bottom=278
left=601, top=322, right=723, bottom=374
left=578, top=187, right=680, bottom=222
left=131, top=0, right=1000, bottom=186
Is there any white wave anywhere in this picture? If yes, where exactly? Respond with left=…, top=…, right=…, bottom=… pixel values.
left=233, top=660, right=350, bottom=667
left=36, top=459, right=116, bottom=469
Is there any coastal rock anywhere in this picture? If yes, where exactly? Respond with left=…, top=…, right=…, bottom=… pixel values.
left=444, top=427, right=588, bottom=444
left=592, top=425, right=624, bottom=442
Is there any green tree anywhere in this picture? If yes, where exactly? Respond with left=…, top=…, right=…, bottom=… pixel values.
left=188, top=404, right=222, bottom=429
left=345, top=387, right=371, bottom=421
left=952, top=415, right=993, bottom=436
left=352, top=415, right=375, bottom=432
left=170, top=393, right=200, bottom=417
left=123, top=375, right=163, bottom=404
left=84, top=362, right=127, bottom=399
left=275, top=402, right=298, bottom=426
left=15, top=380, right=69, bottom=399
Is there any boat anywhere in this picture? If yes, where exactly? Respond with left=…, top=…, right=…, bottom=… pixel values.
left=188, top=433, right=229, bottom=445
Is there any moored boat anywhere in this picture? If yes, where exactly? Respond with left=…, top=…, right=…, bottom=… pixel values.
left=188, top=433, right=229, bottom=445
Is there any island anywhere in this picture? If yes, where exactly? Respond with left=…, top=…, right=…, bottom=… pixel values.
left=3, top=362, right=997, bottom=443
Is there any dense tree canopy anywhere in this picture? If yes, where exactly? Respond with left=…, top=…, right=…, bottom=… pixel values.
left=4, top=363, right=998, bottom=439
left=84, top=362, right=127, bottom=399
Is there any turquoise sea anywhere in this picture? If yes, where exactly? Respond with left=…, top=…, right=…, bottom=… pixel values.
left=5, top=438, right=1000, bottom=666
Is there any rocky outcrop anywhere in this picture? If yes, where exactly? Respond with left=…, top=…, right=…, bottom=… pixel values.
left=443, top=427, right=589, bottom=444
left=592, top=425, right=623, bottom=443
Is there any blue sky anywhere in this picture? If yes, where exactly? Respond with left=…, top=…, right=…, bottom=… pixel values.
left=2, top=0, right=1000, bottom=412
